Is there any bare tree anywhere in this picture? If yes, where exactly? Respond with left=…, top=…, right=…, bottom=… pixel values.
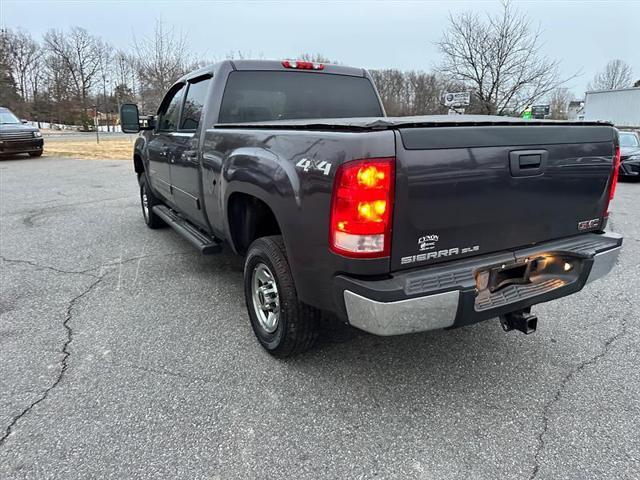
left=113, top=50, right=137, bottom=97
left=3, top=29, right=41, bottom=102
left=589, top=59, right=633, bottom=91
left=370, top=69, right=410, bottom=115
left=0, top=29, right=21, bottom=109
left=133, top=20, right=194, bottom=112
left=44, top=27, right=102, bottom=105
left=42, top=52, right=76, bottom=124
left=369, top=69, right=453, bottom=116
left=224, top=50, right=264, bottom=61
left=547, top=87, right=572, bottom=120
left=436, top=1, right=574, bottom=115
left=408, top=72, right=454, bottom=115
left=297, top=53, right=338, bottom=64
left=43, top=53, right=73, bottom=103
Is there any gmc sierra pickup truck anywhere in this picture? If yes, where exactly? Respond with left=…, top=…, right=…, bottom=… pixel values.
left=120, top=59, right=623, bottom=357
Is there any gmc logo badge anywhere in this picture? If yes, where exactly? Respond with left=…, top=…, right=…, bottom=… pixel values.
left=578, top=218, right=600, bottom=231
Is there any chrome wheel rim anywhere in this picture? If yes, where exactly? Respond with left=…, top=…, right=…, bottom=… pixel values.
left=141, top=185, right=149, bottom=221
left=251, top=263, right=280, bottom=333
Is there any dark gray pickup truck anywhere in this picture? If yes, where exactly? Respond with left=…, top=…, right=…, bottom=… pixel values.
left=120, top=59, right=623, bottom=357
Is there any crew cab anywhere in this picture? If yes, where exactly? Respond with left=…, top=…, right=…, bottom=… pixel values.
left=120, top=60, right=623, bottom=357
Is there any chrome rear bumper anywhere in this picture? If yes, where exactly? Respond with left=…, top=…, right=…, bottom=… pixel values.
left=341, top=233, right=622, bottom=336
left=343, top=289, right=459, bottom=336
left=585, top=246, right=620, bottom=284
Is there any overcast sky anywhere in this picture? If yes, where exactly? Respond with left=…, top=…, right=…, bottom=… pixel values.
left=2, top=0, right=638, bottom=97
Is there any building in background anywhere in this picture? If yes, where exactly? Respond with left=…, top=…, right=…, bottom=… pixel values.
left=583, top=87, right=640, bottom=128
left=567, top=100, right=584, bottom=121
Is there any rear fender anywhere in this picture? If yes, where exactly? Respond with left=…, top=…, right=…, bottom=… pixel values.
left=222, top=147, right=300, bottom=255
left=214, top=129, right=395, bottom=312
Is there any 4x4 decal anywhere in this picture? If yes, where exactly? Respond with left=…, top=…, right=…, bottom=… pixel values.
left=296, top=158, right=332, bottom=175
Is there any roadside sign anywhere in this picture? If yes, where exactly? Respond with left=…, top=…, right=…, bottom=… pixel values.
left=444, top=92, right=471, bottom=107
left=531, top=105, right=550, bottom=119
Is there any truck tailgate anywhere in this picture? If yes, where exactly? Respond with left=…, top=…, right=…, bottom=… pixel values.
left=391, top=125, right=617, bottom=272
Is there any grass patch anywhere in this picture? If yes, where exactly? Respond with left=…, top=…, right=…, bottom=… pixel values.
left=44, top=137, right=134, bottom=160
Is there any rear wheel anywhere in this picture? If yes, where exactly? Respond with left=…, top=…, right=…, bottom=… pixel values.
left=139, top=175, right=164, bottom=229
left=244, top=236, right=319, bottom=357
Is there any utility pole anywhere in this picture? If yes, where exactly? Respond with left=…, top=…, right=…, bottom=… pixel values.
left=94, top=105, right=99, bottom=144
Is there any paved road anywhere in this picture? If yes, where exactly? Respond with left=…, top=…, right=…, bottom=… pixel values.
left=1, top=157, right=638, bottom=480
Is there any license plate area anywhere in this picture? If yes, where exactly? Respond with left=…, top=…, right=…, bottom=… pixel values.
left=474, top=254, right=585, bottom=312
left=486, top=262, right=530, bottom=293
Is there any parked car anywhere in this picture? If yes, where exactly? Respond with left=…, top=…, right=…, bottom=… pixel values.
left=120, top=60, right=623, bottom=357
left=618, top=130, right=640, bottom=180
left=0, top=107, right=43, bottom=157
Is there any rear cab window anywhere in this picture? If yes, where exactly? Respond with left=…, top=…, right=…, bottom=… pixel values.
left=218, top=71, right=383, bottom=123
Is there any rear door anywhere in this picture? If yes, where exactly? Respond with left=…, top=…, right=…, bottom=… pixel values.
left=147, top=84, right=185, bottom=202
left=169, top=76, right=212, bottom=229
left=390, top=125, right=616, bottom=272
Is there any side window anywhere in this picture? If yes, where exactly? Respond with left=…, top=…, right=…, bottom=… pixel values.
left=157, top=84, right=185, bottom=131
left=180, top=77, right=211, bottom=131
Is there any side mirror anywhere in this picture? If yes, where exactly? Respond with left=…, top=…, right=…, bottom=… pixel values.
left=21, top=119, right=28, bottom=124
left=120, top=103, right=141, bottom=133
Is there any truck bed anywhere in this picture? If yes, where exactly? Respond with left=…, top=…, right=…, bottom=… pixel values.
left=215, top=115, right=617, bottom=272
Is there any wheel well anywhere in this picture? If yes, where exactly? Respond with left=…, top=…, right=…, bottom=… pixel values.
left=228, top=193, right=281, bottom=255
left=133, top=153, right=144, bottom=176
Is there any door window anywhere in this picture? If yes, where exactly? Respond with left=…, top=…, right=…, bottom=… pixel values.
left=180, top=77, right=211, bottom=131
left=157, top=84, right=185, bottom=131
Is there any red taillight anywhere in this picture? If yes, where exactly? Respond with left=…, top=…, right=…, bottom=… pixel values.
left=330, top=158, right=395, bottom=258
left=604, top=145, right=621, bottom=217
left=282, top=60, right=324, bottom=70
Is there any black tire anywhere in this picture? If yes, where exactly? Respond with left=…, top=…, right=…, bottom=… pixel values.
left=139, top=174, right=164, bottom=229
left=28, top=151, right=43, bottom=157
left=244, top=236, right=320, bottom=357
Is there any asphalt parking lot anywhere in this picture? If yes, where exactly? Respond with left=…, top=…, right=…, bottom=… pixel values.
left=1, top=156, right=638, bottom=479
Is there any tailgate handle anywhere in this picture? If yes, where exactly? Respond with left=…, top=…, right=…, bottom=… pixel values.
left=510, top=150, right=548, bottom=177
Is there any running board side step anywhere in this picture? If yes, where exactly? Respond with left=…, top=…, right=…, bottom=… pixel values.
left=152, top=205, right=222, bottom=254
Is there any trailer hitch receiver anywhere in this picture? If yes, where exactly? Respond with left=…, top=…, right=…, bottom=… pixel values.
left=500, top=308, right=537, bottom=334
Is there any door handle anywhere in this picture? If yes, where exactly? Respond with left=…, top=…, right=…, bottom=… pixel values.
left=181, top=151, right=198, bottom=163
left=509, top=150, right=547, bottom=177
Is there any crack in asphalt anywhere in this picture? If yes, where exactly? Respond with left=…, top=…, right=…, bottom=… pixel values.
left=528, top=297, right=632, bottom=480
left=1, top=251, right=194, bottom=279
left=0, top=275, right=104, bottom=447
left=0, top=255, right=98, bottom=278
left=0, top=249, right=198, bottom=447
left=528, top=215, right=634, bottom=479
